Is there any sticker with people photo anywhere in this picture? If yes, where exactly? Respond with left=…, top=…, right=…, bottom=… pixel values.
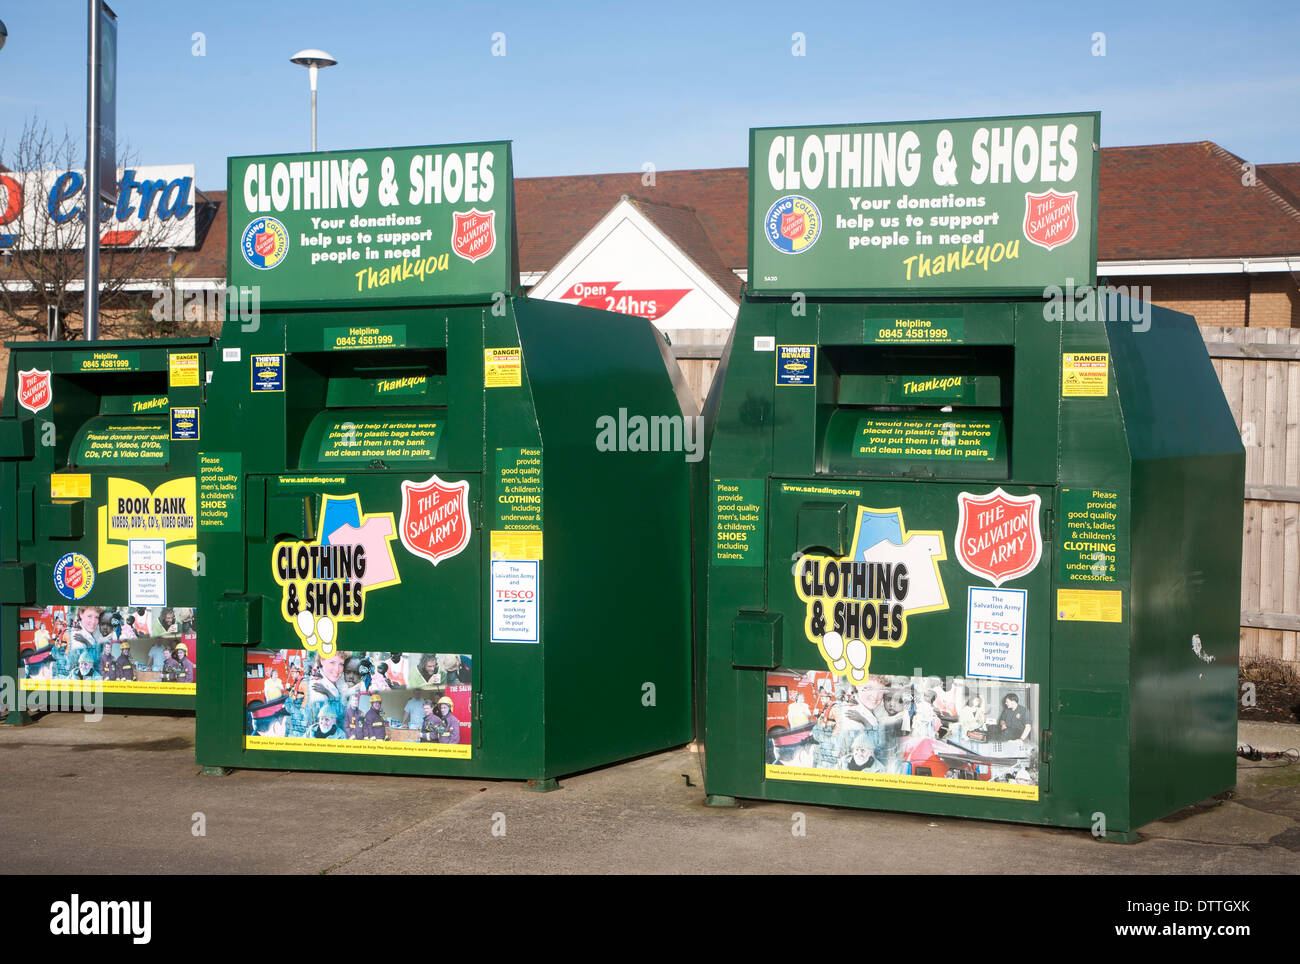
left=244, top=649, right=472, bottom=758
left=18, top=605, right=198, bottom=694
left=764, top=671, right=1039, bottom=801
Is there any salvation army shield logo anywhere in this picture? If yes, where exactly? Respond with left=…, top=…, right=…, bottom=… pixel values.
left=955, top=488, right=1042, bottom=587
left=451, top=208, right=497, bottom=264
left=1022, top=189, right=1079, bottom=252
left=399, top=475, right=471, bottom=566
left=17, top=368, right=52, bottom=413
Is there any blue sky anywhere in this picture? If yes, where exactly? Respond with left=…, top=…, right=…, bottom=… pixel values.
left=2, top=0, right=1297, bottom=189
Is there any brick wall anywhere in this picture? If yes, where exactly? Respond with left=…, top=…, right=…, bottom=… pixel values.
left=1119, top=274, right=1249, bottom=326
left=1115, top=273, right=1299, bottom=327
left=1247, top=273, right=1300, bottom=327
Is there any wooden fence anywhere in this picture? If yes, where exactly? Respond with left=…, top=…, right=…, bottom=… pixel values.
left=666, top=325, right=1300, bottom=668
left=1202, top=326, right=1300, bottom=666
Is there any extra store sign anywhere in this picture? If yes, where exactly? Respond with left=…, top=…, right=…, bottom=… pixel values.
left=228, top=142, right=517, bottom=308
left=748, top=113, right=1098, bottom=296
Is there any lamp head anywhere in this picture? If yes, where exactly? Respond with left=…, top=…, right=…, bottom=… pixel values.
left=290, top=48, right=337, bottom=69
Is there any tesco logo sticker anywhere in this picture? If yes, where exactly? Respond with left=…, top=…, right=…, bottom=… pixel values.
left=971, top=620, right=1021, bottom=634
left=490, top=560, right=538, bottom=644
left=495, top=588, right=536, bottom=601
left=966, top=586, right=1026, bottom=682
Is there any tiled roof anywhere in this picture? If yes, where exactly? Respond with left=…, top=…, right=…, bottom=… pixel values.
left=1259, top=163, right=1300, bottom=209
left=514, top=169, right=749, bottom=275
left=625, top=197, right=743, bottom=298
left=1098, top=143, right=1300, bottom=260
left=11, top=142, right=1300, bottom=287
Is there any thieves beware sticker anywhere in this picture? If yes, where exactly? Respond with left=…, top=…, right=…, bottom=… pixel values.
left=170, top=407, right=200, bottom=441
left=251, top=354, right=285, bottom=391
left=776, top=345, right=816, bottom=386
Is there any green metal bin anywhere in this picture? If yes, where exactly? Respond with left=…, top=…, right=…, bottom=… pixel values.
left=195, top=142, right=694, bottom=783
left=700, top=114, right=1245, bottom=840
left=2, top=337, right=214, bottom=722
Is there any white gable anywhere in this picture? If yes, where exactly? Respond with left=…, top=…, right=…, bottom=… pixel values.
left=528, top=197, right=738, bottom=330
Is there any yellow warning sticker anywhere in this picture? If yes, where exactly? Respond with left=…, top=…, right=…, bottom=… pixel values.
left=484, top=348, right=522, bottom=388
left=490, top=529, right=543, bottom=560
left=169, top=352, right=201, bottom=388
left=1056, top=588, right=1123, bottom=623
left=1062, top=353, right=1109, bottom=397
left=50, top=473, right=92, bottom=499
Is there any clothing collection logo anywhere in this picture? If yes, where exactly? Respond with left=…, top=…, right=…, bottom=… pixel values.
left=241, top=216, right=290, bottom=270
left=765, top=195, right=821, bottom=254
left=53, top=552, right=96, bottom=601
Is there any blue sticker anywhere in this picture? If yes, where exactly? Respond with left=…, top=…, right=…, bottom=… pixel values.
left=171, top=407, right=200, bottom=441
left=53, top=552, right=95, bottom=601
left=776, top=345, right=816, bottom=386
left=250, top=354, right=285, bottom=392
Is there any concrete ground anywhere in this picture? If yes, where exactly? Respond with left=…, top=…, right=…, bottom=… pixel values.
left=1, top=712, right=1297, bottom=874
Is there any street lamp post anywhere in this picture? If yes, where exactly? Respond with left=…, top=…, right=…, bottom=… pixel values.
left=290, top=49, right=338, bottom=152
left=85, top=2, right=101, bottom=340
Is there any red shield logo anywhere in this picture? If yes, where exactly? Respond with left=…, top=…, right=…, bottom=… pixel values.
left=451, top=208, right=497, bottom=264
left=781, top=212, right=806, bottom=239
left=254, top=231, right=276, bottom=257
left=1023, top=190, right=1079, bottom=251
left=955, top=488, right=1042, bottom=587
left=17, top=368, right=51, bottom=413
left=399, top=475, right=471, bottom=566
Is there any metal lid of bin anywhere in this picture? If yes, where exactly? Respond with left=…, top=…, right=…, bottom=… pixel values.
left=4, top=337, right=214, bottom=350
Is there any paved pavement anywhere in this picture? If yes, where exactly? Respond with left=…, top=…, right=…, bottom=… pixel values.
left=1, top=712, right=1296, bottom=874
